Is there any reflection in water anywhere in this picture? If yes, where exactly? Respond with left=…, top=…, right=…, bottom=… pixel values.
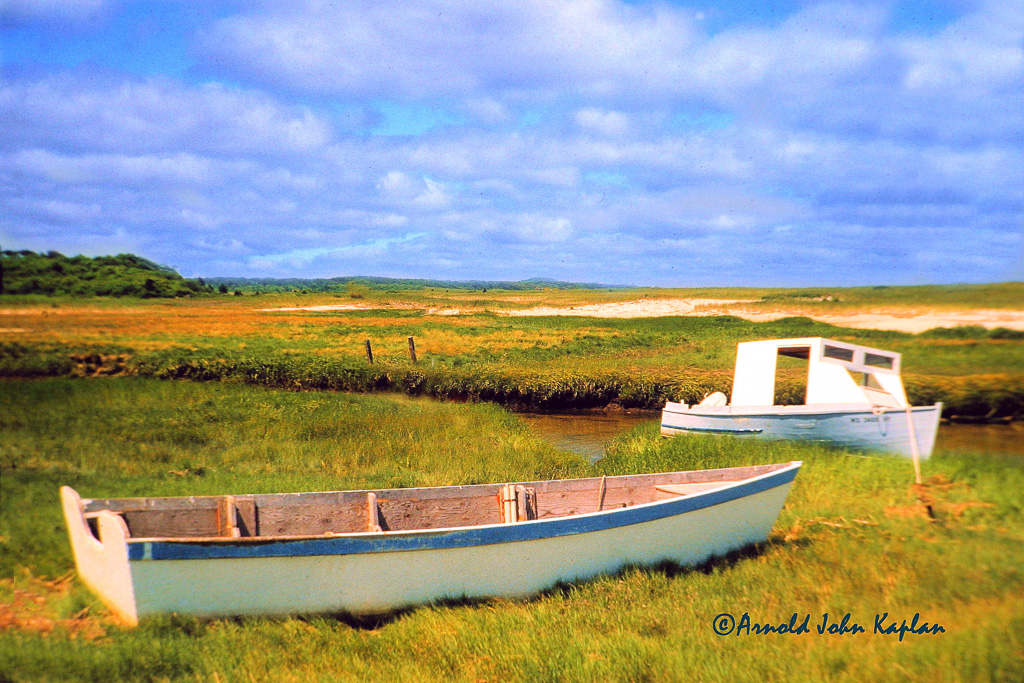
left=519, top=410, right=1024, bottom=460
left=936, top=422, right=1024, bottom=457
left=516, top=411, right=657, bottom=461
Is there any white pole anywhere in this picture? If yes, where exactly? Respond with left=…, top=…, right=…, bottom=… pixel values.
left=905, top=406, right=922, bottom=485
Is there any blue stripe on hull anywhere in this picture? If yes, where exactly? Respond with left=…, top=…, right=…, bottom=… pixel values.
left=661, top=405, right=941, bottom=459
left=660, top=425, right=763, bottom=434
left=127, top=465, right=800, bottom=562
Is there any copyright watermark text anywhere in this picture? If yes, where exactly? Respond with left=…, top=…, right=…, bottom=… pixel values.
left=712, top=612, right=945, bottom=641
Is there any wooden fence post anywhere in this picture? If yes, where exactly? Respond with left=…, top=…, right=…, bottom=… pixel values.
left=365, top=339, right=374, bottom=365
left=408, top=336, right=417, bottom=363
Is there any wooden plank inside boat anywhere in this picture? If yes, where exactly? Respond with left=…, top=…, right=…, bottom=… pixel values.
left=257, top=503, right=367, bottom=536
left=121, top=508, right=221, bottom=539
left=377, top=494, right=499, bottom=531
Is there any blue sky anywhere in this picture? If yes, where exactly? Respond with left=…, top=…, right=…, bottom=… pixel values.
left=1, top=0, right=1021, bottom=286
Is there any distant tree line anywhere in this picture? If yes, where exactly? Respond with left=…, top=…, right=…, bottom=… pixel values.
left=0, top=250, right=212, bottom=298
left=0, top=249, right=627, bottom=298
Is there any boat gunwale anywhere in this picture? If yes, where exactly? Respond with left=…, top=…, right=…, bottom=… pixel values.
left=83, top=462, right=790, bottom=511
left=115, top=462, right=801, bottom=561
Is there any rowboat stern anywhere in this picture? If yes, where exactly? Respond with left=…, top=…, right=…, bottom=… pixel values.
left=60, top=486, right=138, bottom=625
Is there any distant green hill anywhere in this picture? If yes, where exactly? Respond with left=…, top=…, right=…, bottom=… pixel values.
left=204, top=275, right=624, bottom=293
left=0, top=251, right=623, bottom=297
left=0, top=250, right=211, bottom=297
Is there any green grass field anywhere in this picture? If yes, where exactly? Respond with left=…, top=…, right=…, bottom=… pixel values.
left=2, top=379, right=1022, bottom=682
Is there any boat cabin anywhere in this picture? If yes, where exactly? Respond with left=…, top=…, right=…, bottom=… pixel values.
left=729, top=337, right=907, bottom=409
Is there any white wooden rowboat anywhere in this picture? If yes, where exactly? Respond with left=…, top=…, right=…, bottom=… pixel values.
left=61, top=461, right=801, bottom=625
left=662, top=337, right=942, bottom=459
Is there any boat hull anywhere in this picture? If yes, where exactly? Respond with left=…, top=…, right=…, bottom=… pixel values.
left=661, top=403, right=942, bottom=459
left=61, top=464, right=800, bottom=622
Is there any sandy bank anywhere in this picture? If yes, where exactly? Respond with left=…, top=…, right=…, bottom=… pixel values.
left=495, top=298, right=752, bottom=318
left=501, top=299, right=1024, bottom=332
left=257, top=298, right=1024, bottom=333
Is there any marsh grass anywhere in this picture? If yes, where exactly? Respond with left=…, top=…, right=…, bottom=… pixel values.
left=2, top=379, right=1023, bottom=681
left=5, top=297, right=1023, bottom=417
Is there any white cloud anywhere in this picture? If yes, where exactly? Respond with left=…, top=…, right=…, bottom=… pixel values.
left=575, top=109, right=629, bottom=137
left=376, top=171, right=417, bottom=198
left=508, top=214, right=573, bottom=243
left=257, top=233, right=430, bottom=264
left=8, top=149, right=216, bottom=187
left=0, top=76, right=333, bottom=156
left=902, top=4, right=1024, bottom=91
left=0, top=0, right=108, bottom=27
left=413, top=178, right=451, bottom=210
left=463, top=98, right=512, bottom=125
left=198, top=0, right=699, bottom=99
left=12, top=198, right=103, bottom=222
left=376, top=172, right=453, bottom=210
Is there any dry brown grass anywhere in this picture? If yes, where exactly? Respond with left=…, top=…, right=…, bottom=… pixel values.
left=0, top=574, right=108, bottom=640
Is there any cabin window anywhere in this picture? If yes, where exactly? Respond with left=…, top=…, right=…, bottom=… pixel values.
left=864, top=353, right=894, bottom=370
left=774, top=349, right=809, bottom=405
left=823, top=345, right=854, bottom=362
left=856, top=372, right=884, bottom=390
left=778, top=346, right=810, bottom=360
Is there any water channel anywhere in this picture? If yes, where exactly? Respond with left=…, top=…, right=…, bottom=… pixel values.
left=517, top=410, right=1024, bottom=462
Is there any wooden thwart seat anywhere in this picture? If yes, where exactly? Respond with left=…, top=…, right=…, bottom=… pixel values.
left=367, top=492, right=383, bottom=533
left=217, top=496, right=241, bottom=538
